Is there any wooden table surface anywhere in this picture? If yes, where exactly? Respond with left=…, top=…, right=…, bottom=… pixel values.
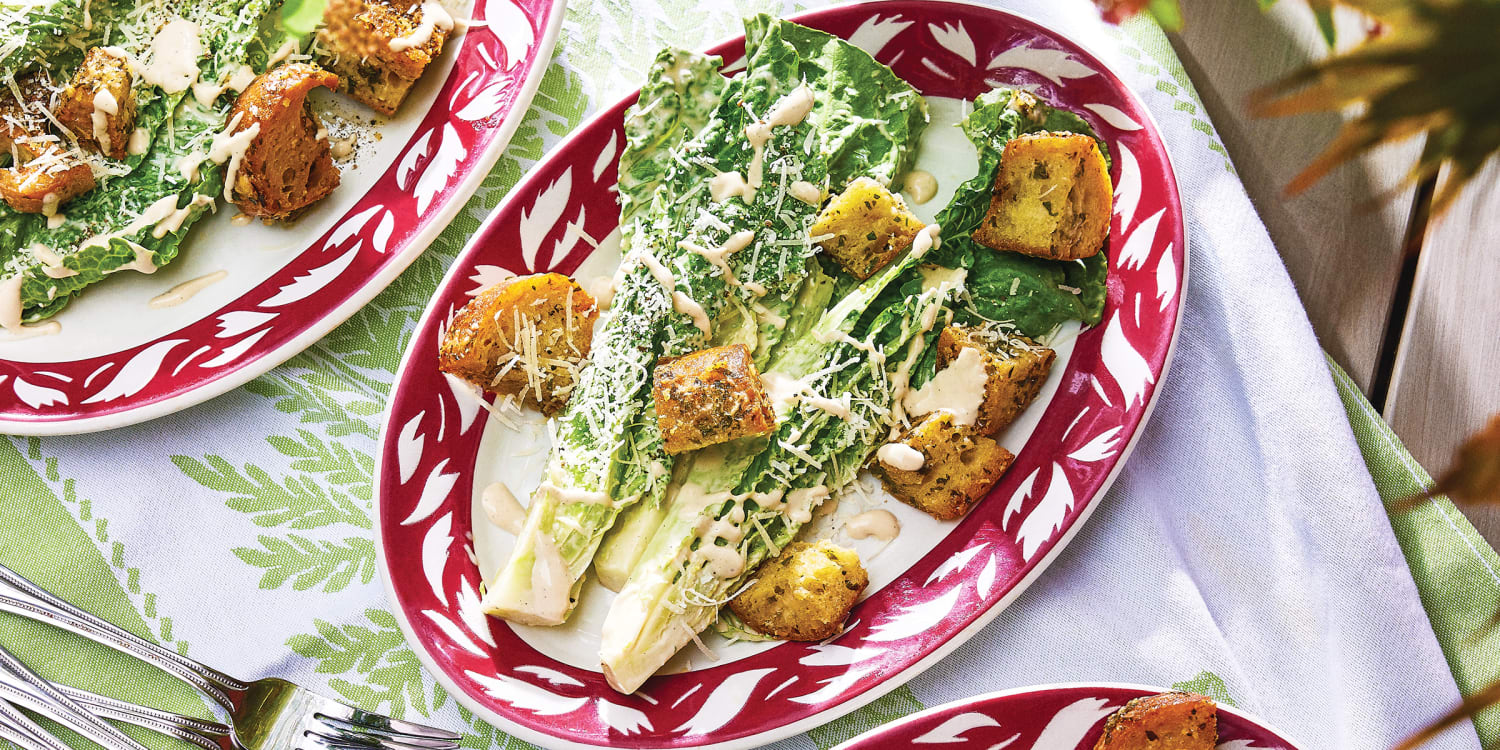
left=1168, top=0, right=1500, bottom=544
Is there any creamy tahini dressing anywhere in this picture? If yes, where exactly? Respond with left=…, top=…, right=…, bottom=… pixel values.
left=147, top=269, right=227, bottom=309
left=481, top=481, right=526, bottom=534
left=267, top=39, right=299, bottom=68
left=136, top=19, right=204, bottom=94
left=788, top=180, right=821, bottom=205
left=91, top=88, right=118, bottom=155
left=127, top=127, right=149, bottom=155
left=0, top=275, right=25, bottom=332
left=29, top=244, right=77, bottom=279
left=671, top=291, right=711, bottom=335
left=903, top=345, right=988, bottom=426
left=679, top=229, right=754, bottom=286
left=876, top=441, right=925, bottom=471
left=786, top=485, right=829, bottom=525
left=207, top=112, right=261, bottom=201
left=539, top=480, right=612, bottom=507
left=390, top=1, right=455, bottom=52
left=902, top=169, right=938, bottom=204
left=711, top=85, right=815, bottom=205
left=846, top=509, right=900, bottom=541
left=585, top=275, right=615, bottom=310
left=752, top=301, right=785, bottom=329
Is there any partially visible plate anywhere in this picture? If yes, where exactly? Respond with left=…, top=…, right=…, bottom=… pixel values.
left=0, top=0, right=565, bottom=434
left=376, top=2, right=1188, bottom=749
left=831, top=683, right=1303, bottom=750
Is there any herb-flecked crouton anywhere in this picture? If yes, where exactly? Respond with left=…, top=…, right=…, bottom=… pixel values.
left=653, top=343, right=776, bottom=454
left=810, top=176, right=923, bottom=280
left=316, top=0, right=450, bottom=116
left=872, top=411, right=1013, bottom=520
left=0, top=155, right=96, bottom=214
left=973, top=131, right=1112, bottom=261
left=438, top=273, right=599, bottom=415
left=937, top=324, right=1056, bottom=437
left=228, top=63, right=341, bottom=220
left=0, top=73, right=56, bottom=164
left=1094, top=692, right=1218, bottom=750
left=728, top=540, right=867, bottom=641
left=55, top=48, right=136, bottom=159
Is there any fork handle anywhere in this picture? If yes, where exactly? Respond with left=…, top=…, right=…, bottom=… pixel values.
left=0, top=563, right=247, bottom=708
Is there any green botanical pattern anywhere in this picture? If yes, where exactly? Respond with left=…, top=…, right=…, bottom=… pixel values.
left=1172, top=670, right=1238, bottom=707
left=807, top=684, right=926, bottom=750
left=1116, top=18, right=1237, bottom=174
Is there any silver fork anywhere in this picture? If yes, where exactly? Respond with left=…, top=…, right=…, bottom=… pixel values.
left=0, top=563, right=462, bottom=750
left=0, top=695, right=75, bottom=750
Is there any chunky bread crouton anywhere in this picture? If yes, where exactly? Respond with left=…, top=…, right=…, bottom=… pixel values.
left=316, top=0, right=450, bottom=116
left=0, top=73, right=56, bottom=164
left=228, top=63, right=341, bottom=220
left=873, top=412, right=1013, bottom=520
left=54, top=48, right=136, bottom=159
left=937, top=324, right=1056, bottom=437
left=0, top=154, right=96, bottom=214
left=653, top=344, right=776, bottom=454
left=810, top=176, right=923, bottom=280
left=729, top=540, right=867, bottom=641
left=439, top=273, right=599, bottom=415
left=1095, top=692, right=1218, bottom=750
left=973, top=132, right=1112, bottom=261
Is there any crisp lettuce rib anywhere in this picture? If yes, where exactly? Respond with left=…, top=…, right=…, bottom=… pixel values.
left=600, top=238, right=960, bottom=692
left=484, top=15, right=927, bottom=625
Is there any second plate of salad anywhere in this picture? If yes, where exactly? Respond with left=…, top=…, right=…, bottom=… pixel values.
left=377, top=2, right=1186, bottom=748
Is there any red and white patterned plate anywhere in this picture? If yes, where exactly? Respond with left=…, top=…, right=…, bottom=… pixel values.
left=376, top=2, right=1187, bottom=748
left=831, top=684, right=1303, bottom=750
left=0, top=0, right=565, bottom=435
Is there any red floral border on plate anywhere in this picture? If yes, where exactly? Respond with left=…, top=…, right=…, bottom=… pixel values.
left=377, top=3, right=1188, bottom=749
left=0, top=0, right=563, bottom=434
left=830, top=684, right=1302, bottom=749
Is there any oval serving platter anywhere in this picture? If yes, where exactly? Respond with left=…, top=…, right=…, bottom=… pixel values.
left=0, top=0, right=565, bottom=435
left=831, top=683, right=1302, bottom=750
left=376, top=2, right=1187, bottom=749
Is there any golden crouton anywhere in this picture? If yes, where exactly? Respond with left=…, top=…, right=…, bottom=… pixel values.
left=653, top=343, right=776, bottom=454
left=0, top=73, right=56, bottom=164
left=316, top=0, right=449, bottom=116
left=872, top=412, right=1013, bottom=521
left=0, top=154, right=96, bottom=214
left=439, top=273, right=599, bottom=415
left=728, top=540, right=867, bottom=641
left=228, top=63, right=341, bottom=220
left=937, top=325, right=1056, bottom=437
left=810, top=176, right=923, bottom=280
left=973, top=132, right=1112, bottom=261
left=54, top=48, right=136, bottom=160
left=1095, top=692, right=1218, bottom=750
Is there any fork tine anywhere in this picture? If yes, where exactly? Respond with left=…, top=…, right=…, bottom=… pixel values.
left=310, top=717, right=459, bottom=750
left=298, top=730, right=388, bottom=750
left=314, top=714, right=460, bottom=749
left=310, top=700, right=463, bottom=743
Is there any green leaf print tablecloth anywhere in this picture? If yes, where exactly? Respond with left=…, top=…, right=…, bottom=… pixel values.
left=2, top=1, right=1496, bottom=749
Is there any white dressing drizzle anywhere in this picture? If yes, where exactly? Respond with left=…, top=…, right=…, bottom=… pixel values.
left=0, top=275, right=25, bottom=332
left=131, top=19, right=204, bottom=94
left=267, top=39, right=299, bottom=68
left=127, top=127, right=149, bottom=155
left=538, top=480, right=612, bottom=507
left=788, top=180, right=821, bottom=205
left=206, top=112, right=260, bottom=201
left=585, top=275, right=615, bottom=310
left=846, top=509, right=900, bottom=541
left=902, top=169, right=938, bottom=204
left=712, top=85, right=815, bottom=205
left=90, top=88, right=118, bottom=155
left=785, top=485, right=829, bottom=525
left=752, top=301, right=785, bottom=329
left=876, top=442, right=925, bottom=471
left=390, top=1, right=455, bottom=52
left=481, top=481, right=526, bottom=535
left=709, top=171, right=752, bottom=203
left=903, top=346, right=988, bottom=426
left=29, top=244, right=77, bottom=278
left=671, top=291, right=710, bottom=335
left=147, top=269, right=227, bottom=309
left=678, top=229, right=754, bottom=285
